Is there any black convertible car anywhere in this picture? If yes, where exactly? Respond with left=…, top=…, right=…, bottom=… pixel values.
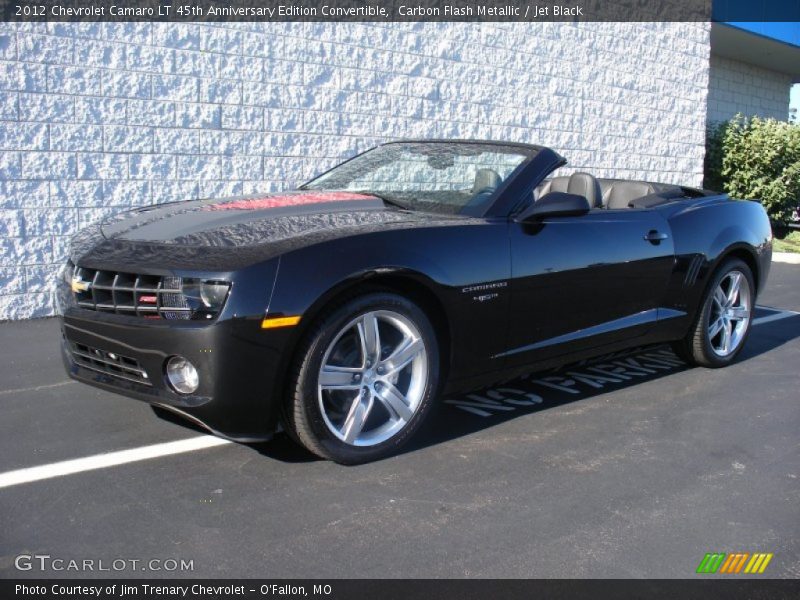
left=59, top=140, right=772, bottom=463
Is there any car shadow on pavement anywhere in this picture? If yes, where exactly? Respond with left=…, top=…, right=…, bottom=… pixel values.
left=150, top=406, right=321, bottom=463
left=217, top=311, right=800, bottom=464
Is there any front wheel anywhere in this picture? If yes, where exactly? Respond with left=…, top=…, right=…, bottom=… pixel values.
left=285, top=292, right=439, bottom=464
left=672, top=258, right=755, bottom=368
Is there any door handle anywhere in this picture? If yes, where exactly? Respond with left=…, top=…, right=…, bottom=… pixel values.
left=644, top=230, right=669, bottom=242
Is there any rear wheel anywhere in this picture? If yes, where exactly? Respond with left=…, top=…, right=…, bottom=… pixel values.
left=672, top=258, right=754, bottom=368
left=285, top=292, right=439, bottom=464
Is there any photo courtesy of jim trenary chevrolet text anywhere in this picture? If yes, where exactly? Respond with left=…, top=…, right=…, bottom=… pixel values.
left=1, top=0, right=799, bottom=598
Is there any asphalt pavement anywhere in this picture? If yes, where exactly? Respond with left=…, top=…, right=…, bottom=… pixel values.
left=0, top=263, right=798, bottom=579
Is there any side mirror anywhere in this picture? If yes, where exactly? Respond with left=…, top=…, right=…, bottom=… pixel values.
left=517, top=192, right=591, bottom=222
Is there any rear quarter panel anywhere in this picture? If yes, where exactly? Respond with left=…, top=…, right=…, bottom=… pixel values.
left=659, top=196, right=772, bottom=337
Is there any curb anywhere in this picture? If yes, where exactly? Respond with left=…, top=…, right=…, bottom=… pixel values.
left=772, top=252, right=800, bottom=265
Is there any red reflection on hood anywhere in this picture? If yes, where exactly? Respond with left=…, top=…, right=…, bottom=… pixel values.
left=206, top=192, right=376, bottom=211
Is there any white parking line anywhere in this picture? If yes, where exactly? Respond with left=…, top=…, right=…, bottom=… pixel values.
left=772, top=252, right=800, bottom=265
left=0, top=435, right=232, bottom=489
left=0, top=305, right=797, bottom=490
left=0, top=380, right=76, bottom=396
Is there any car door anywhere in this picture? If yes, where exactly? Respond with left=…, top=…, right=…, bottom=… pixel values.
left=502, top=208, right=676, bottom=367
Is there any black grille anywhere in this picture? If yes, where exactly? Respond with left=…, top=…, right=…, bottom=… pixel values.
left=69, top=341, right=151, bottom=386
left=72, top=267, right=192, bottom=320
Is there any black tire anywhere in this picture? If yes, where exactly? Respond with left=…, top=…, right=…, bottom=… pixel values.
left=285, top=292, right=440, bottom=464
left=672, top=258, right=755, bottom=368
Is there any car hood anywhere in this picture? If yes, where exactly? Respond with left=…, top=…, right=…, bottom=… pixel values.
left=99, top=191, right=422, bottom=247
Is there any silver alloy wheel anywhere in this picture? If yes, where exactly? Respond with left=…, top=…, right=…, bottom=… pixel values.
left=317, top=310, right=428, bottom=447
left=708, top=270, right=751, bottom=357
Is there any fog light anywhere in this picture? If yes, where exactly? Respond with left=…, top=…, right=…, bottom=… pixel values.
left=165, top=356, right=199, bottom=395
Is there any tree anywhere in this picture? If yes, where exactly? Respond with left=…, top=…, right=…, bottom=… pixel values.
left=705, top=115, right=800, bottom=223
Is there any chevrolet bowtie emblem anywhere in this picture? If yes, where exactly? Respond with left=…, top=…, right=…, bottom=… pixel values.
left=71, top=276, right=91, bottom=294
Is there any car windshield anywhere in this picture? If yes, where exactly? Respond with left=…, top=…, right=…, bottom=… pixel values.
left=301, top=142, right=536, bottom=215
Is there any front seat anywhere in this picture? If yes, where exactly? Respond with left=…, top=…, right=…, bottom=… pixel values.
left=464, top=168, right=503, bottom=210
left=472, top=168, right=502, bottom=195
left=536, top=172, right=602, bottom=208
left=565, top=172, right=602, bottom=208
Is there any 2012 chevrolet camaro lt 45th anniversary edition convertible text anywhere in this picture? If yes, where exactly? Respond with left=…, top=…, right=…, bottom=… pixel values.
left=58, top=140, right=772, bottom=463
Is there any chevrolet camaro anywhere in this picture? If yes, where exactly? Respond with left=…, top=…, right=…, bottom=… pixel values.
left=58, top=140, right=772, bottom=463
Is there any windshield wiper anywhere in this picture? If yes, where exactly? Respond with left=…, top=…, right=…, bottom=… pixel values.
left=357, top=191, right=412, bottom=211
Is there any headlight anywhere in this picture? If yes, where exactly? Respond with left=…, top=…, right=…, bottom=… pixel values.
left=62, top=260, right=74, bottom=285
left=181, top=280, right=230, bottom=317
left=199, top=281, right=230, bottom=310
left=57, top=260, right=75, bottom=314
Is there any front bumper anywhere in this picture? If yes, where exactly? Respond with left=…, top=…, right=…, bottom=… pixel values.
left=60, top=308, right=288, bottom=442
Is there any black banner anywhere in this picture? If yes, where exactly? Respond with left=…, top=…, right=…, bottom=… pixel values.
left=4, top=579, right=800, bottom=600
left=0, top=0, right=734, bottom=23
left=6, top=0, right=800, bottom=23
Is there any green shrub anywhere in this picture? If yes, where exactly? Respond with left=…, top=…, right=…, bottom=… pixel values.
left=704, top=115, right=800, bottom=223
